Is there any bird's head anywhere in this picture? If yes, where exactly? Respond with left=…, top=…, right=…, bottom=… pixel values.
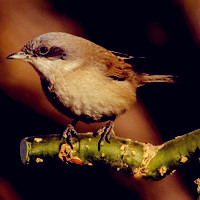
left=7, top=32, right=110, bottom=78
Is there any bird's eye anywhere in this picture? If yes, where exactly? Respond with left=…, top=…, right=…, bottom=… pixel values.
left=39, top=47, right=49, bottom=54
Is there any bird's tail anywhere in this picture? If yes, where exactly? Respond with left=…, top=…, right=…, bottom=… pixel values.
left=137, top=73, right=176, bottom=86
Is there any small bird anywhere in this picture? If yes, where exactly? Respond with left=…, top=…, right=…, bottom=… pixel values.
left=7, top=32, right=175, bottom=149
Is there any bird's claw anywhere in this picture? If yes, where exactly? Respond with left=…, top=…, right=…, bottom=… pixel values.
left=93, top=121, right=114, bottom=151
left=62, top=124, right=78, bottom=149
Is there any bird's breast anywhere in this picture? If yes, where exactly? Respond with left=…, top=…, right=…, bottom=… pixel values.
left=44, top=66, right=137, bottom=122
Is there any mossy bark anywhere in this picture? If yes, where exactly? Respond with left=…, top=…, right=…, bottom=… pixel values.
left=20, top=129, right=200, bottom=181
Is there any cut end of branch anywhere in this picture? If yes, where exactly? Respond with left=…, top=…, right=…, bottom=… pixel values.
left=20, top=138, right=29, bottom=165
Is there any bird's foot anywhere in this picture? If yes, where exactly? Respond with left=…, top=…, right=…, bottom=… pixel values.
left=62, top=124, right=78, bottom=149
left=93, top=120, right=115, bottom=151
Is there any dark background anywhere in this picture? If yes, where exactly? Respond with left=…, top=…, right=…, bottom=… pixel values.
left=0, top=0, right=199, bottom=199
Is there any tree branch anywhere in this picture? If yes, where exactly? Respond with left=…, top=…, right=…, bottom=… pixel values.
left=20, top=129, right=200, bottom=180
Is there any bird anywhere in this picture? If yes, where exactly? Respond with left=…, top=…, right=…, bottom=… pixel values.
left=7, top=32, right=175, bottom=150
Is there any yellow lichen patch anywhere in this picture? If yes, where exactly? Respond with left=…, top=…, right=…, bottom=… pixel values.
left=194, top=178, right=200, bottom=193
left=124, top=163, right=128, bottom=168
left=125, top=138, right=132, bottom=142
left=120, top=144, right=129, bottom=156
left=133, top=167, right=146, bottom=178
left=58, top=144, right=71, bottom=161
left=175, top=135, right=184, bottom=140
left=120, top=144, right=129, bottom=152
left=133, top=143, right=159, bottom=178
left=58, top=144, right=83, bottom=165
left=101, top=153, right=105, bottom=157
left=69, top=156, right=83, bottom=165
left=133, top=168, right=139, bottom=176
left=88, top=162, right=93, bottom=166
left=132, top=150, right=136, bottom=156
left=180, top=155, right=188, bottom=163
left=158, top=166, right=167, bottom=176
left=170, top=169, right=176, bottom=175
left=36, top=158, right=43, bottom=163
left=34, top=138, right=43, bottom=142
left=116, top=167, right=120, bottom=171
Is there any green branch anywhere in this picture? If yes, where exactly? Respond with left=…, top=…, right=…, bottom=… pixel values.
left=20, top=129, right=200, bottom=180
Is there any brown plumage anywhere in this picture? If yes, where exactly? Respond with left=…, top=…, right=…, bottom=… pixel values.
left=7, top=32, right=175, bottom=149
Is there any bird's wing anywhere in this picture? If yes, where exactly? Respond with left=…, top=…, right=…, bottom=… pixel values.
left=104, top=54, right=136, bottom=81
left=109, top=50, right=134, bottom=60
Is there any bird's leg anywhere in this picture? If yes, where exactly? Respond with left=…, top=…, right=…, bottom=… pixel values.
left=62, top=119, right=79, bottom=149
left=94, top=119, right=115, bottom=151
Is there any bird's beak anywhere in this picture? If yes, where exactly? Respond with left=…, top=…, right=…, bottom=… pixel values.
left=7, top=51, right=28, bottom=60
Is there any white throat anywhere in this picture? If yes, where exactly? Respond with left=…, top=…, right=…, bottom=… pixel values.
left=30, top=57, right=83, bottom=79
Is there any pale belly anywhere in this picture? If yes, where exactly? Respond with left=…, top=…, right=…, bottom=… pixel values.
left=42, top=68, right=137, bottom=123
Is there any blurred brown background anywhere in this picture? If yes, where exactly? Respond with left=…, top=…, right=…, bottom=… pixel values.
left=0, top=0, right=200, bottom=199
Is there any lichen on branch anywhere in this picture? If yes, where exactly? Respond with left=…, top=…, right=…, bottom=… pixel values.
left=20, top=129, right=200, bottom=180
